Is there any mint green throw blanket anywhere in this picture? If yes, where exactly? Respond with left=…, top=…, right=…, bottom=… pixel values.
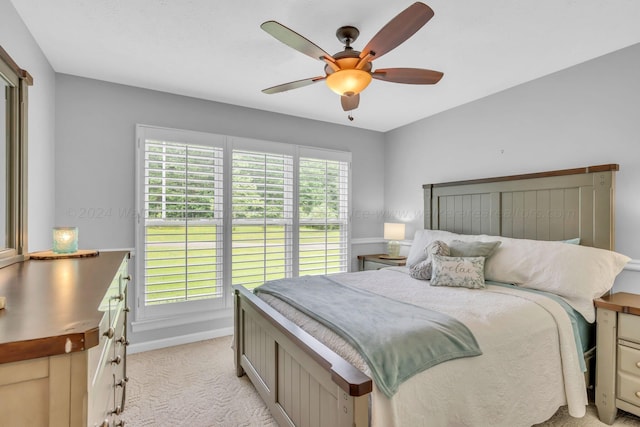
left=254, top=275, right=482, bottom=397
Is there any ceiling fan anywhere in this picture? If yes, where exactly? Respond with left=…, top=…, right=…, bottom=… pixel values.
left=261, top=2, right=443, bottom=120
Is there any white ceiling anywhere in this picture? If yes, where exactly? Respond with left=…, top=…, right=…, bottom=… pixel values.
left=10, top=0, right=640, bottom=132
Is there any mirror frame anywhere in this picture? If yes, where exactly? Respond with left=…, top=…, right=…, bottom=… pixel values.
left=0, top=45, right=31, bottom=268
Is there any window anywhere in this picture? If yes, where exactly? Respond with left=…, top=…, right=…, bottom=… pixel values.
left=299, top=155, right=349, bottom=275
left=143, top=140, right=224, bottom=306
left=231, top=149, right=293, bottom=288
left=136, top=126, right=351, bottom=319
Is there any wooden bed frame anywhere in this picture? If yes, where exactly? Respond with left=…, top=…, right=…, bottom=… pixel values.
left=234, top=164, right=619, bottom=427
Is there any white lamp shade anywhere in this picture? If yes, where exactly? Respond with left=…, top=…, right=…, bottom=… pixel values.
left=383, top=223, right=405, bottom=241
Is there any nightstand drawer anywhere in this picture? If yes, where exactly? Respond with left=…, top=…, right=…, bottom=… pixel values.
left=617, top=371, right=640, bottom=407
left=363, top=261, right=391, bottom=270
left=619, top=345, right=640, bottom=378
left=619, top=313, right=640, bottom=343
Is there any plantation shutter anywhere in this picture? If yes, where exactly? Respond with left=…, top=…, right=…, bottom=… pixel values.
left=298, top=150, right=350, bottom=275
left=143, top=137, right=224, bottom=306
left=231, top=149, right=294, bottom=289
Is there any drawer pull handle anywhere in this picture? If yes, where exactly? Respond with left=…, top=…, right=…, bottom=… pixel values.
left=110, top=355, right=122, bottom=365
left=115, top=376, right=129, bottom=388
left=111, top=293, right=124, bottom=302
left=99, top=420, right=109, bottom=427
left=110, top=406, right=122, bottom=416
left=116, top=336, right=130, bottom=346
left=636, top=391, right=640, bottom=399
left=636, top=361, right=640, bottom=369
left=123, top=306, right=131, bottom=313
left=103, top=328, right=115, bottom=339
left=115, top=421, right=126, bottom=427
left=123, top=275, right=131, bottom=281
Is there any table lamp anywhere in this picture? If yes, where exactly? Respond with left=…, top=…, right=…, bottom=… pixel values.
left=383, top=222, right=405, bottom=259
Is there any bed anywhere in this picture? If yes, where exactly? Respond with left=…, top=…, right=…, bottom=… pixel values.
left=233, top=164, right=629, bottom=427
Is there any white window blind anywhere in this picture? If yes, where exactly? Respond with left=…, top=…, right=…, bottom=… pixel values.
left=143, top=139, right=224, bottom=305
left=298, top=156, right=349, bottom=275
left=231, top=149, right=294, bottom=289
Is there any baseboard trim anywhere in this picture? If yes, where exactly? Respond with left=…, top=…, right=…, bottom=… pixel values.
left=128, top=327, right=233, bottom=354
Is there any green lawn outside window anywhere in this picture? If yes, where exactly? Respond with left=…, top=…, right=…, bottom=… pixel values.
left=145, top=225, right=343, bottom=304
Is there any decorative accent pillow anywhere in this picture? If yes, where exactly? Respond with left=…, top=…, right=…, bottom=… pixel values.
left=430, top=255, right=486, bottom=289
left=448, top=240, right=501, bottom=258
left=406, top=229, right=461, bottom=268
left=410, top=240, right=450, bottom=280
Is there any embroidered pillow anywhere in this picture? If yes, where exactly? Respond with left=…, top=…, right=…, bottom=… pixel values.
left=410, top=240, right=450, bottom=280
left=448, top=240, right=501, bottom=258
left=430, top=255, right=486, bottom=289
left=406, top=229, right=461, bottom=268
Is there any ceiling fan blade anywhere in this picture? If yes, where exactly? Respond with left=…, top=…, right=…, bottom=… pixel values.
left=341, top=94, right=360, bottom=111
left=262, top=76, right=326, bottom=94
left=372, top=68, right=443, bottom=84
left=360, top=2, right=434, bottom=61
left=261, top=21, right=332, bottom=61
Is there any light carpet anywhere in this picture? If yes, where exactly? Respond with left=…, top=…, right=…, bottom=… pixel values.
left=122, top=336, right=640, bottom=427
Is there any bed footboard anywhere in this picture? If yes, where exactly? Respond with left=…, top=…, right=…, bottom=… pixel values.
left=234, top=286, right=372, bottom=427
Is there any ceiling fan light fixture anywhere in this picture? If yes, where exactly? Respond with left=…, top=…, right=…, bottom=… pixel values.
left=325, top=69, right=372, bottom=96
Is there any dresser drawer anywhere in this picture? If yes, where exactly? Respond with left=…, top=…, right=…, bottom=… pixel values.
left=619, top=313, right=640, bottom=343
left=619, top=345, right=640, bottom=379
left=87, top=336, right=115, bottom=426
left=617, top=371, right=640, bottom=408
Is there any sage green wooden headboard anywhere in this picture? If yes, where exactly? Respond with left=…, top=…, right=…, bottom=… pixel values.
left=423, top=164, right=618, bottom=250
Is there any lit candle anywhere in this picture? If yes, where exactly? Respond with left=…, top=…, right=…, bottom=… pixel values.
left=52, top=227, right=79, bottom=254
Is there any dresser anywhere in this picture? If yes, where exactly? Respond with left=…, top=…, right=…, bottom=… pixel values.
left=594, top=292, right=640, bottom=424
left=0, top=251, right=130, bottom=427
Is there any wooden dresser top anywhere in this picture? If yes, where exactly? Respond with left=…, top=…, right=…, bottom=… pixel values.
left=0, top=250, right=128, bottom=364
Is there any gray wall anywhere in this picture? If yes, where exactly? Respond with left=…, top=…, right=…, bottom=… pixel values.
left=55, top=75, right=386, bottom=249
left=54, top=74, right=386, bottom=347
left=384, top=42, right=640, bottom=294
left=1, top=0, right=56, bottom=251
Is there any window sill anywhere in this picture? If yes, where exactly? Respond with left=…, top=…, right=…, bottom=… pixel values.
left=131, top=307, right=233, bottom=333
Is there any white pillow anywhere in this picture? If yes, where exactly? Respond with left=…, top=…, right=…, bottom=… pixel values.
left=483, top=236, right=630, bottom=322
left=407, top=229, right=630, bottom=322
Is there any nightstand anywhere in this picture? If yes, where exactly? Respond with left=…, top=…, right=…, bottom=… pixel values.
left=357, top=254, right=406, bottom=271
left=594, top=292, right=640, bottom=424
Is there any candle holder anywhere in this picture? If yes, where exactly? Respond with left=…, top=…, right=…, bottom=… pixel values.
left=52, top=227, right=78, bottom=254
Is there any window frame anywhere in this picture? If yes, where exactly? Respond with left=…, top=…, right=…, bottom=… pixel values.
left=229, top=143, right=295, bottom=289
left=0, top=45, right=30, bottom=269
left=298, top=152, right=351, bottom=276
left=135, top=125, right=226, bottom=320
left=135, top=126, right=351, bottom=321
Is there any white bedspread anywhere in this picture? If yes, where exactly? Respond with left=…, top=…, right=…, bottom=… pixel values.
left=258, top=267, right=588, bottom=427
